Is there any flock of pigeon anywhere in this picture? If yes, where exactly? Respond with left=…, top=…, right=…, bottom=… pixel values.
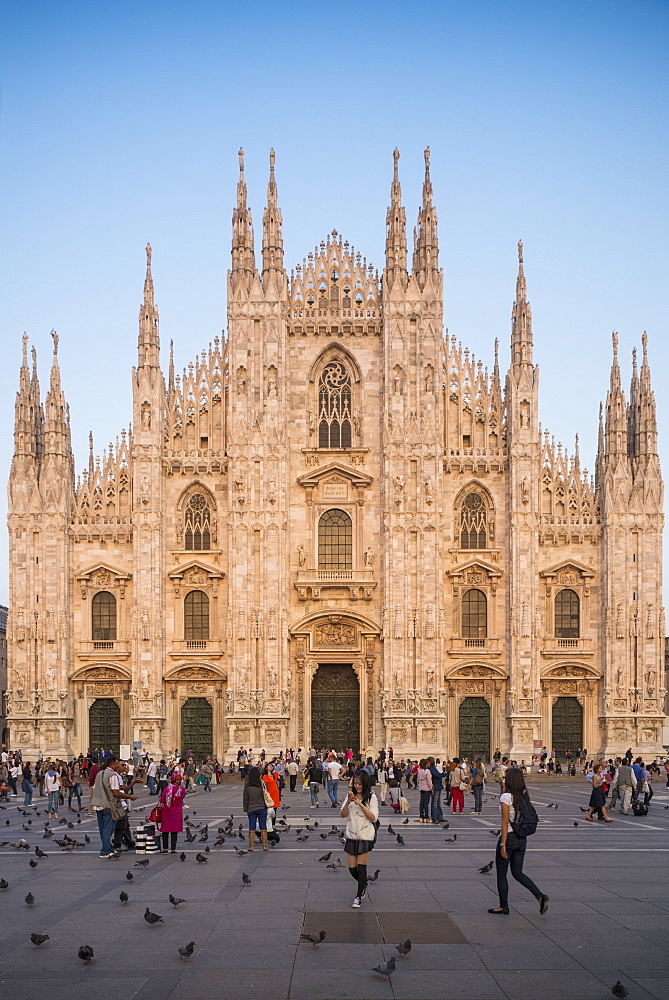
left=0, top=796, right=635, bottom=993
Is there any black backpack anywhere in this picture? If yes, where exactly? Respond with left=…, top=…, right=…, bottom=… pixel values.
left=510, top=796, right=539, bottom=837
left=632, top=802, right=648, bottom=817
left=312, top=766, right=323, bottom=783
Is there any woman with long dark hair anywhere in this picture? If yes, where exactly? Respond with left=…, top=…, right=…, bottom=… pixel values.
left=340, top=769, right=379, bottom=908
left=585, top=762, right=613, bottom=822
left=488, top=767, right=549, bottom=916
left=243, top=766, right=269, bottom=851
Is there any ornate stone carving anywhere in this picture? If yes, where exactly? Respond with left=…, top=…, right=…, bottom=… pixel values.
left=314, top=620, right=356, bottom=646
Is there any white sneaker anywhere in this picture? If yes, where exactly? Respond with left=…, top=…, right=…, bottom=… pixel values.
left=351, top=896, right=361, bottom=908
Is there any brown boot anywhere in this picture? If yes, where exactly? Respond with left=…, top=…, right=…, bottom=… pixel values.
left=261, top=831, right=268, bottom=851
left=248, top=831, right=255, bottom=851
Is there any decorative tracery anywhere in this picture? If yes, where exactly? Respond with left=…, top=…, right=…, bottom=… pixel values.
left=318, top=509, right=352, bottom=570
left=459, top=492, right=487, bottom=549
left=318, top=361, right=352, bottom=448
left=185, top=493, right=211, bottom=550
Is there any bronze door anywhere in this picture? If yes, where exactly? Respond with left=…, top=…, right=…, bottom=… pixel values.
left=181, top=697, right=213, bottom=759
left=311, top=664, right=359, bottom=751
left=551, top=697, right=583, bottom=757
left=458, top=697, right=490, bottom=761
left=89, top=698, right=120, bottom=754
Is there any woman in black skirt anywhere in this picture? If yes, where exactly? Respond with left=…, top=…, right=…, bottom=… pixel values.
left=585, top=762, right=613, bottom=822
left=340, top=769, right=379, bottom=908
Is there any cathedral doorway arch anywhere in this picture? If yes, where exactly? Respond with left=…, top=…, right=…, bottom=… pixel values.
left=311, top=664, right=360, bottom=752
left=551, top=696, right=583, bottom=757
left=181, top=697, right=213, bottom=760
left=458, top=697, right=490, bottom=761
left=89, top=698, right=120, bottom=754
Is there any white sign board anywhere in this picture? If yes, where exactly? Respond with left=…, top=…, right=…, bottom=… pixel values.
left=119, top=744, right=131, bottom=760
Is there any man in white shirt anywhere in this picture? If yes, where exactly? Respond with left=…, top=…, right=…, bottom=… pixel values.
left=325, top=754, right=342, bottom=807
left=146, top=758, right=158, bottom=795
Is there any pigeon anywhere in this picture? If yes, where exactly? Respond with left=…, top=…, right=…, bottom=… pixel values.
left=319, top=833, right=328, bottom=839
left=371, top=956, right=396, bottom=980
left=299, top=930, right=326, bottom=947
left=198, top=832, right=209, bottom=843
left=0, top=879, right=8, bottom=890
left=179, top=852, right=187, bottom=861
left=445, top=835, right=457, bottom=843
left=78, top=944, right=94, bottom=964
left=478, top=861, right=494, bottom=874
left=178, top=941, right=196, bottom=961
left=387, top=824, right=395, bottom=834
left=611, top=983, right=628, bottom=999
left=119, top=891, right=129, bottom=904
left=574, top=822, right=579, bottom=827
left=144, top=907, right=164, bottom=926
left=442, top=821, right=450, bottom=830
left=554, top=804, right=558, bottom=810
left=42, top=831, right=53, bottom=839
left=195, top=853, right=208, bottom=864
left=490, top=829, right=501, bottom=836
left=35, top=847, right=48, bottom=859
left=31, top=933, right=49, bottom=947
left=185, top=829, right=196, bottom=843
left=29, top=859, right=39, bottom=869
left=25, top=892, right=35, bottom=906
left=395, top=938, right=412, bottom=958
left=126, top=871, right=134, bottom=882
left=204, top=846, right=210, bottom=854
left=402, top=817, right=409, bottom=824
left=84, top=835, right=90, bottom=843
left=367, top=869, right=380, bottom=882
left=318, top=852, right=332, bottom=862
left=233, top=846, right=248, bottom=856
left=546, top=803, right=554, bottom=809
left=297, top=835, right=309, bottom=842
left=580, top=806, right=588, bottom=812
left=326, top=861, right=341, bottom=872
left=396, top=834, right=405, bottom=845
left=169, top=894, right=186, bottom=907
left=134, top=859, right=150, bottom=868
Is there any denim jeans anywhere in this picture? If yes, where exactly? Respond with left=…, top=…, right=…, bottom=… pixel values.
left=147, top=775, right=157, bottom=795
left=327, top=779, right=339, bottom=805
left=201, top=776, right=211, bottom=791
left=309, top=781, right=320, bottom=806
left=47, top=790, right=59, bottom=814
left=247, top=807, right=268, bottom=831
left=96, top=807, right=116, bottom=855
left=495, top=832, right=542, bottom=909
left=68, top=783, right=82, bottom=809
left=419, top=789, right=431, bottom=819
left=472, top=784, right=483, bottom=813
left=430, top=789, right=443, bottom=822
left=23, top=785, right=33, bottom=806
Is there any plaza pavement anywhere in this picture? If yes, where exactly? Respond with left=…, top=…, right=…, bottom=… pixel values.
left=0, top=774, right=668, bottom=1000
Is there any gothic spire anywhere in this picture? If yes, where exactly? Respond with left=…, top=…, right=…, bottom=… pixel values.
left=510, top=240, right=533, bottom=373
left=168, top=338, right=175, bottom=397
left=12, top=333, right=40, bottom=465
left=637, top=332, right=658, bottom=459
left=412, top=147, right=438, bottom=288
left=627, top=346, right=639, bottom=460
left=604, top=331, right=628, bottom=464
left=595, top=401, right=605, bottom=497
left=262, top=148, right=284, bottom=280
left=384, top=148, right=407, bottom=289
left=231, top=147, right=256, bottom=287
left=42, top=329, right=72, bottom=465
left=138, top=243, right=160, bottom=367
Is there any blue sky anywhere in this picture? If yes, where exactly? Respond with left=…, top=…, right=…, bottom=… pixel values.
left=1, top=0, right=668, bottom=603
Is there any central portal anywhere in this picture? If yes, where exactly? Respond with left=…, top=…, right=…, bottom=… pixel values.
left=311, top=664, right=360, bottom=752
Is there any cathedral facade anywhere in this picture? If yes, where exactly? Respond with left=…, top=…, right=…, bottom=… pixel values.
left=6, top=150, right=666, bottom=761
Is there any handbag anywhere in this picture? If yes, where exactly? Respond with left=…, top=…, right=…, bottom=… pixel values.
left=399, top=795, right=410, bottom=814
left=262, top=783, right=275, bottom=808
left=149, top=805, right=163, bottom=825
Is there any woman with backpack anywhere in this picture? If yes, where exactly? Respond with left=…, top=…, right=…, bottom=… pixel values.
left=488, top=767, right=549, bottom=916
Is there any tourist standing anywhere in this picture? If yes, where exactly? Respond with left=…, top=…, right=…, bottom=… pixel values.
left=417, top=759, right=433, bottom=822
left=243, top=766, right=269, bottom=851
left=585, top=762, right=613, bottom=822
left=488, top=767, right=548, bottom=916
left=159, top=773, right=187, bottom=853
left=44, top=762, right=61, bottom=818
left=428, top=756, right=444, bottom=823
left=341, top=770, right=379, bottom=908
left=450, top=758, right=468, bottom=814
left=21, top=762, right=34, bottom=806
left=469, top=758, right=485, bottom=815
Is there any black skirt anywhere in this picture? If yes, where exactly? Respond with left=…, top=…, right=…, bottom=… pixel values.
left=589, top=785, right=605, bottom=809
left=344, top=838, right=375, bottom=856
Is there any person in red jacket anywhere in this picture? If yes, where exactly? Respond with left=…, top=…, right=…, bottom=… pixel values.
left=87, top=761, right=101, bottom=816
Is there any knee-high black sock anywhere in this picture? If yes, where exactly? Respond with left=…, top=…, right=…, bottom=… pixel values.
left=357, top=863, right=368, bottom=897
left=349, top=865, right=359, bottom=882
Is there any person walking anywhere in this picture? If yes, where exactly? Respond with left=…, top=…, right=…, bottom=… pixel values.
left=469, top=758, right=485, bottom=815
left=243, top=766, right=269, bottom=852
left=21, top=762, right=34, bottom=807
left=488, top=767, right=548, bottom=916
left=287, top=758, right=298, bottom=792
left=417, top=759, right=433, bottom=822
left=305, top=759, right=323, bottom=809
left=325, top=754, right=342, bottom=807
left=450, top=758, right=468, bottom=814
left=341, top=769, right=379, bottom=908
left=67, top=762, right=84, bottom=811
left=146, top=758, right=158, bottom=795
left=199, top=759, right=215, bottom=791
left=378, top=764, right=388, bottom=807
left=585, top=763, right=613, bottom=822
left=158, top=773, right=187, bottom=853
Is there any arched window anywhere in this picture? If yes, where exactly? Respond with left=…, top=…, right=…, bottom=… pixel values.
left=184, top=590, right=209, bottom=641
left=462, top=589, right=487, bottom=638
left=318, top=509, right=352, bottom=571
left=318, top=360, right=352, bottom=448
left=555, top=589, right=579, bottom=638
left=92, top=591, right=117, bottom=641
left=459, top=492, right=487, bottom=549
left=185, top=493, right=211, bottom=550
